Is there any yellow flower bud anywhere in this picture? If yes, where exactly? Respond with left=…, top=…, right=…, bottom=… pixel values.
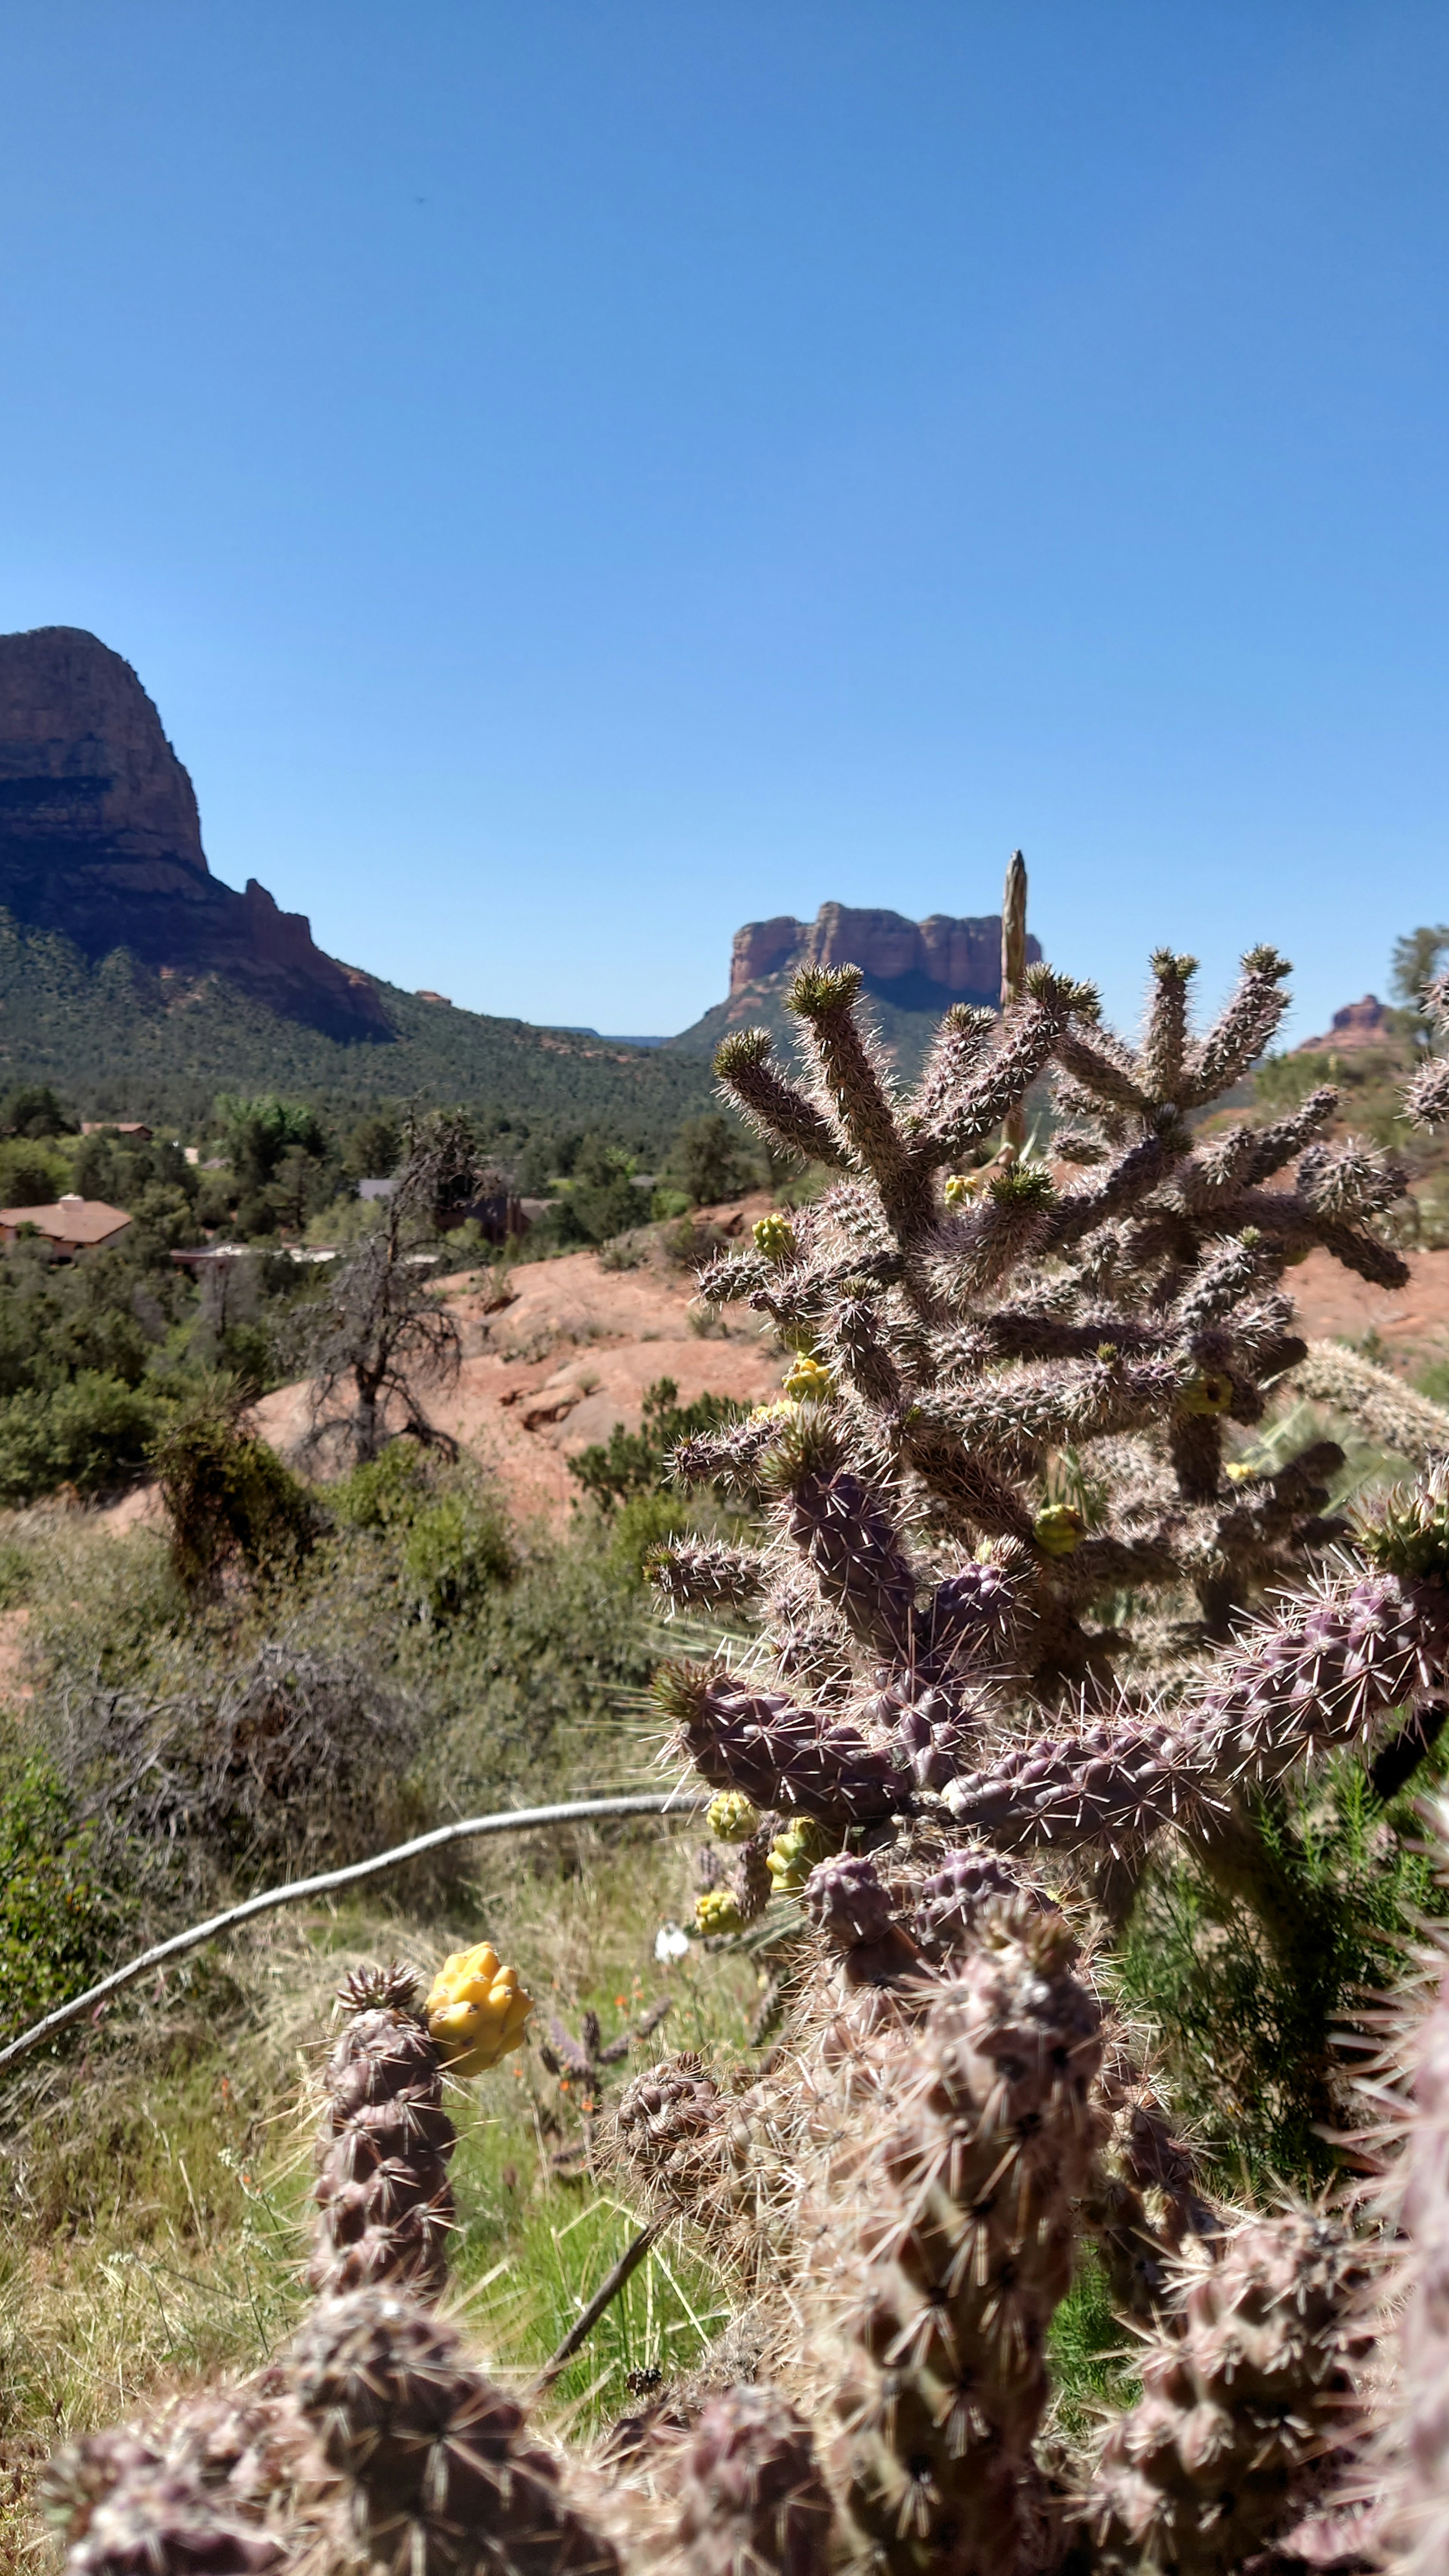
left=708, top=1790, right=761, bottom=1844
left=943, top=1172, right=981, bottom=1208
left=782, top=1353, right=833, bottom=1403
left=423, top=1942, right=534, bottom=2077
left=1224, top=1460, right=1257, bottom=1485
left=1033, top=1502, right=1084, bottom=1558
left=752, top=1213, right=798, bottom=1263
left=766, top=1818, right=830, bottom=1894
left=695, top=1888, right=744, bottom=1936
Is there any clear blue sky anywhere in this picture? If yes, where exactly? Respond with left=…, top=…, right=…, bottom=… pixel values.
left=2, top=3, right=1446, bottom=1043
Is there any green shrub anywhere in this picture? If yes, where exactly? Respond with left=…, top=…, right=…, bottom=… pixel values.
left=0, top=1756, right=115, bottom=2030
left=402, top=1490, right=515, bottom=1622
left=152, top=1395, right=318, bottom=1596
left=569, top=1376, right=740, bottom=1511
left=0, top=1369, right=160, bottom=1503
left=330, top=1436, right=430, bottom=1531
left=606, top=1489, right=693, bottom=1584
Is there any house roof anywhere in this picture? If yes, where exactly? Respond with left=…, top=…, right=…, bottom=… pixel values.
left=0, top=1196, right=133, bottom=1245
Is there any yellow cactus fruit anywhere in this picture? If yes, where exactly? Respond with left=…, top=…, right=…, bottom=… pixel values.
left=423, top=1944, right=533, bottom=2076
left=1181, top=1367, right=1235, bottom=1418
left=1033, top=1502, right=1084, bottom=1558
left=943, top=1172, right=981, bottom=1208
left=1224, top=1459, right=1257, bottom=1485
left=752, top=1212, right=798, bottom=1263
left=748, top=1398, right=797, bottom=1426
left=766, top=1817, right=831, bottom=1895
left=781, top=1353, right=834, bottom=1403
left=708, top=1790, right=761, bottom=1844
left=696, top=1888, right=745, bottom=1936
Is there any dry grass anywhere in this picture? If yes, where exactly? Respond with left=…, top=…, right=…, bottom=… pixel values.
left=0, top=1824, right=754, bottom=2570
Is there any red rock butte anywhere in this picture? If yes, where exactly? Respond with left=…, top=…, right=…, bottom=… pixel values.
left=730, top=901, right=1041, bottom=1010
left=0, top=626, right=386, bottom=1038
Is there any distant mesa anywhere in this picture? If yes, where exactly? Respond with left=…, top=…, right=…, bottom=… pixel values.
left=729, top=903, right=1041, bottom=1007
left=668, top=900, right=1042, bottom=1071
left=1293, top=995, right=1396, bottom=1054
left=0, top=626, right=388, bottom=1040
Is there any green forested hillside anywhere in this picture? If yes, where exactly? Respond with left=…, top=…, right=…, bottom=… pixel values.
left=0, top=912, right=717, bottom=1149
left=667, top=968, right=956, bottom=1081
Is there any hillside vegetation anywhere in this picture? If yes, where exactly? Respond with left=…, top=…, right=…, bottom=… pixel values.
left=0, top=910, right=717, bottom=1145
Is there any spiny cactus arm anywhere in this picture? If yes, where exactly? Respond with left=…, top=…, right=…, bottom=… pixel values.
left=1183, top=1184, right=1412, bottom=1290
left=920, top=1554, right=1028, bottom=1665
left=309, top=1970, right=457, bottom=2301
left=1090, top=2211, right=1367, bottom=2576
left=915, top=967, right=1089, bottom=1161
left=289, top=2290, right=620, bottom=2576
left=49, top=2450, right=286, bottom=2576
left=824, top=1905, right=1105, bottom=2573
left=1037, top=1127, right=1184, bottom=1252
left=1291, top=1341, right=1449, bottom=1469
left=801, top=1851, right=926, bottom=1990
left=1181, top=1563, right=1449, bottom=1790
left=1053, top=1016, right=1153, bottom=1116
left=1138, top=950, right=1199, bottom=1102
left=649, top=1536, right=769, bottom=1614
left=898, top=1416, right=1038, bottom=1543
left=655, top=1662, right=909, bottom=1822
left=1216, top=1438, right=1345, bottom=1536
left=1169, top=1409, right=1228, bottom=1506
left=942, top=1719, right=1206, bottom=1854
left=694, top=1247, right=774, bottom=1307
left=1298, top=1135, right=1407, bottom=1221
left=1180, top=941, right=1294, bottom=1106
left=824, top=1292, right=906, bottom=1409
left=714, top=1028, right=849, bottom=1170
left=787, top=966, right=931, bottom=1235
left=1404, top=1051, right=1449, bottom=1129
left=920, top=1163, right=1058, bottom=1295
left=906, top=1000, right=998, bottom=1137
left=1387, top=1905, right=1449, bottom=2572
left=1249, top=1081, right=1343, bottom=1167
left=954, top=1305, right=1169, bottom=1363
left=668, top=1413, right=789, bottom=1495
left=764, top=1428, right=921, bottom=1656
left=920, top=1350, right=1188, bottom=1470
left=673, top=2387, right=835, bottom=2576
left=1169, top=1235, right=1271, bottom=1329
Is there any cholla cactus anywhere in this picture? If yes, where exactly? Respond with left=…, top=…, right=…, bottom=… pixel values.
left=812, top=1901, right=1103, bottom=2573
left=673, top=2387, right=834, bottom=2576
left=1090, top=2210, right=1368, bottom=2575
left=289, top=2288, right=618, bottom=2575
left=655, top=930, right=1417, bottom=1712
left=52, top=2459, right=286, bottom=2576
left=311, top=1963, right=457, bottom=2300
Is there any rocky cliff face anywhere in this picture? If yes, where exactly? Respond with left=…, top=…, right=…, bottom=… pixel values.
left=669, top=898, right=1042, bottom=1079
left=0, top=627, right=387, bottom=1039
left=729, top=902, right=1040, bottom=1008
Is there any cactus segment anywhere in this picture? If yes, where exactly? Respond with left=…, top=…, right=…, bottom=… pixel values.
left=1091, top=2212, right=1367, bottom=2575
left=656, top=1664, right=908, bottom=1824
left=821, top=1904, right=1104, bottom=2572
left=289, top=2289, right=618, bottom=2575
left=674, top=2385, right=834, bottom=2576
left=311, top=1974, right=457, bottom=2301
